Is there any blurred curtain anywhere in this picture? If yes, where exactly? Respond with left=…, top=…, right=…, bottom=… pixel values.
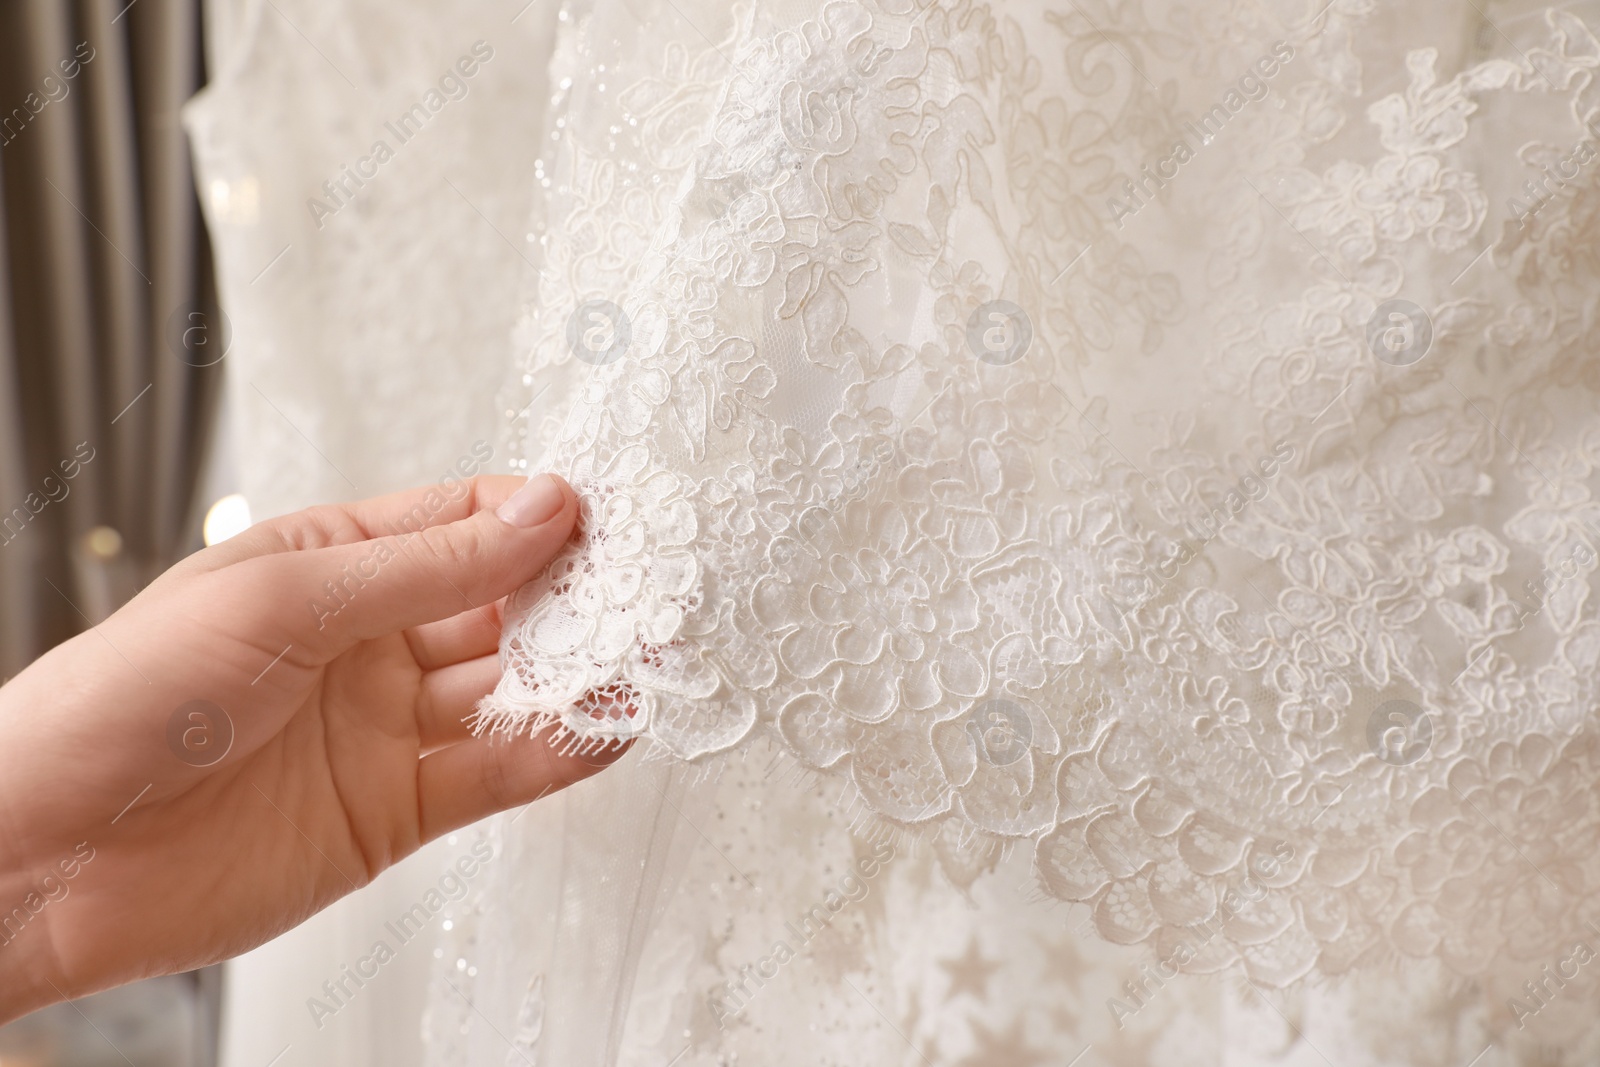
left=0, top=0, right=221, bottom=679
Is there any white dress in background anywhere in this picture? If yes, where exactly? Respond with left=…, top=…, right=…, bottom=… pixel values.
left=184, top=2, right=558, bottom=1063
left=194, top=0, right=1600, bottom=1064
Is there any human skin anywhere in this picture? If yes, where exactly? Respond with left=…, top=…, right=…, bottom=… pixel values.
left=0, top=473, right=625, bottom=1022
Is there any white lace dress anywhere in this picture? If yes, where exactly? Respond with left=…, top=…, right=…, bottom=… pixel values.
left=193, top=0, right=1600, bottom=1064
left=447, top=0, right=1600, bottom=1063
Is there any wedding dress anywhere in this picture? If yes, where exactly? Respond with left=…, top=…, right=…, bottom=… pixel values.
left=190, top=0, right=1600, bottom=1063
left=442, top=0, right=1600, bottom=1062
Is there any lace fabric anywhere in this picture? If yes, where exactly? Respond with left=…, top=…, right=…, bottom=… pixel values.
left=442, top=0, right=1600, bottom=1060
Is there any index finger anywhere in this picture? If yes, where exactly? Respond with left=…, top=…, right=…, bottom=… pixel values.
left=177, top=474, right=533, bottom=574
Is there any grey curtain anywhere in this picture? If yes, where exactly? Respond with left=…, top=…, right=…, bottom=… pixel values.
left=0, top=0, right=221, bottom=678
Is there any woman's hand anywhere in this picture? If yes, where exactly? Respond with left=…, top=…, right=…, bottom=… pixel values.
left=0, top=473, right=618, bottom=1021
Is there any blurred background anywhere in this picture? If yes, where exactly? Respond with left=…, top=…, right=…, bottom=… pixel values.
left=0, top=1, right=223, bottom=1062
left=0, top=0, right=220, bottom=681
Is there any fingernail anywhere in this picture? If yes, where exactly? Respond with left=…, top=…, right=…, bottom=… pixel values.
left=496, top=474, right=565, bottom=528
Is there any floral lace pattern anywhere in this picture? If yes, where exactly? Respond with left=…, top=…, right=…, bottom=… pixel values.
left=472, top=0, right=1600, bottom=1058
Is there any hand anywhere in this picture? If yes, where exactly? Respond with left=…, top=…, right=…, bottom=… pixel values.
left=0, top=473, right=622, bottom=1021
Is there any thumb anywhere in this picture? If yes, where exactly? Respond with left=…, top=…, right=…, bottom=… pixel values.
left=283, top=473, right=578, bottom=654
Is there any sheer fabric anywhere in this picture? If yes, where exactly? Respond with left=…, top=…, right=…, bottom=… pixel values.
left=437, top=0, right=1600, bottom=1062
left=183, top=2, right=558, bottom=1063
